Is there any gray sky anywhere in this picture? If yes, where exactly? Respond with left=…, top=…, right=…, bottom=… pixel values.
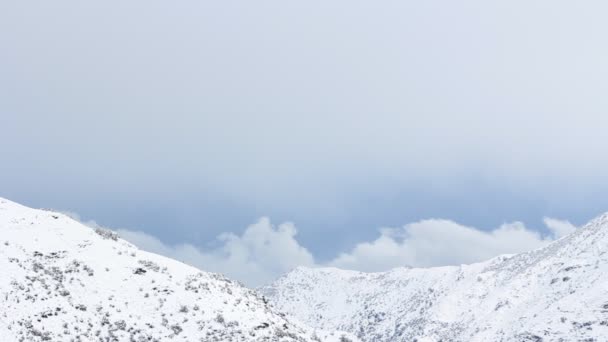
left=2, top=1, right=608, bottom=266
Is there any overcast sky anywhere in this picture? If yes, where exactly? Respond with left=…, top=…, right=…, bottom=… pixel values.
left=2, top=1, right=608, bottom=284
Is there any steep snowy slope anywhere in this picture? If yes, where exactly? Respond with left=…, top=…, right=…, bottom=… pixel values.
left=0, top=198, right=357, bottom=342
left=263, top=214, right=608, bottom=342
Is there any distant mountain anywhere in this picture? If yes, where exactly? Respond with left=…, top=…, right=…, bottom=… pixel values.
left=0, top=198, right=357, bottom=342
left=263, top=213, right=608, bottom=341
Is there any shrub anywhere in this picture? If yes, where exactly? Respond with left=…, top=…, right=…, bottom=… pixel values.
left=94, top=228, right=119, bottom=241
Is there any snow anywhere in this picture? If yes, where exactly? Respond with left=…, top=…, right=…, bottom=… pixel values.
left=0, top=198, right=358, bottom=342
left=4, top=195, right=607, bottom=342
left=263, top=214, right=608, bottom=341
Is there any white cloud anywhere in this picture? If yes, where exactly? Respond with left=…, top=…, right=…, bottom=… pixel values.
left=329, top=219, right=576, bottom=272
left=117, top=218, right=314, bottom=287
left=543, top=217, right=577, bottom=239
left=111, top=216, right=578, bottom=286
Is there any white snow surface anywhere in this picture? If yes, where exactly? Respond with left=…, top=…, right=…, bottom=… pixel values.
left=263, top=213, right=608, bottom=342
left=0, top=198, right=358, bottom=342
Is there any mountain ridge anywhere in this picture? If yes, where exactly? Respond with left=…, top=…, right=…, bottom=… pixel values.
left=263, top=211, right=608, bottom=342
left=0, top=198, right=358, bottom=342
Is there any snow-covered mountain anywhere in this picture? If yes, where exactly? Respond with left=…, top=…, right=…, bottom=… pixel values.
left=0, top=198, right=357, bottom=342
left=263, top=213, right=608, bottom=341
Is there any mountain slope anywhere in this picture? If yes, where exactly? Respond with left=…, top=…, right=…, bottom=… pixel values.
left=263, top=214, right=608, bottom=342
left=0, top=198, right=357, bottom=342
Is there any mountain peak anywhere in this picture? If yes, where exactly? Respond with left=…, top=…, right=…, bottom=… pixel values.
left=264, top=212, right=608, bottom=342
left=0, top=198, right=358, bottom=342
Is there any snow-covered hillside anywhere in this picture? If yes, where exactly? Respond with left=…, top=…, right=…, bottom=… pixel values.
left=263, top=213, right=608, bottom=341
left=0, top=198, right=357, bottom=342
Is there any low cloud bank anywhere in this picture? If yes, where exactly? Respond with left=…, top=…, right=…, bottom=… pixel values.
left=117, top=218, right=314, bottom=287
left=329, top=218, right=575, bottom=272
left=100, top=216, right=576, bottom=287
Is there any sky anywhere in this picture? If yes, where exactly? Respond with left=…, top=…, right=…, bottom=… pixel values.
left=1, top=1, right=608, bottom=285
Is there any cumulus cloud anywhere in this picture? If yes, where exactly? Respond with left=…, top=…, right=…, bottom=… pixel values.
left=543, top=217, right=577, bottom=239
left=329, top=219, right=575, bottom=272
left=117, top=218, right=314, bottom=287
left=64, top=211, right=314, bottom=286
left=109, top=216, right=578, bottom=286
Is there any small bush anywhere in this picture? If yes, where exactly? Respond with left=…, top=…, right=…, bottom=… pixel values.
left=95, top=228, right=119, bottom=241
